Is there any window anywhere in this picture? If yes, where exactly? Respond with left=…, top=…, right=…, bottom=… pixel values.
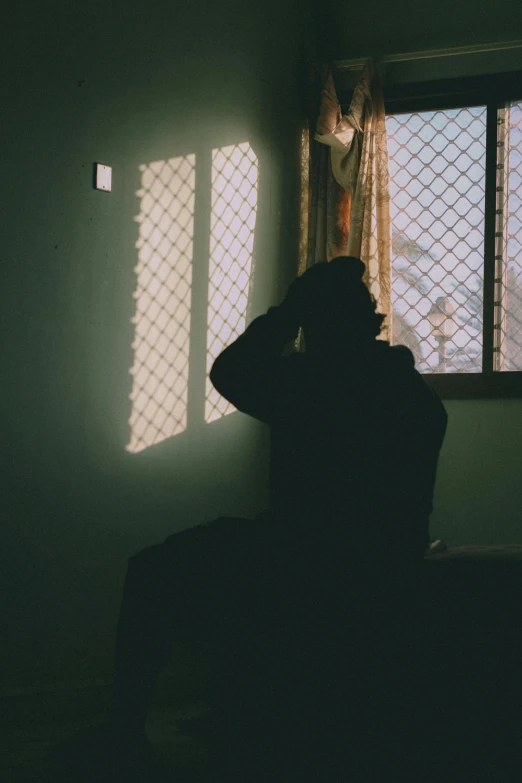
left=387, top=105, right=488, bottom=375
left=364, top=72, right=522, bottom=398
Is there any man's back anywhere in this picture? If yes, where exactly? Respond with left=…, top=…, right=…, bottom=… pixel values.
left=211, top=303, right=448, bottom=562
left=269, top=341, right=447, bottom=558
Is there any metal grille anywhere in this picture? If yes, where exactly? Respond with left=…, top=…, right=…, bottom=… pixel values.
left=205, top=143, right=258, bottom=423
left=386, top=107, right=487, bottom=373
left=495, top=101, right=522, bottom=371
left=127, top=155, right=195, bottom=453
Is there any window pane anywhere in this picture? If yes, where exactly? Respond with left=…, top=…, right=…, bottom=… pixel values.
left=205, top=143, right=258, bottom=423
left=386, top=107, right=487, bottom=373
left=496, top=101, right=522, bottom=371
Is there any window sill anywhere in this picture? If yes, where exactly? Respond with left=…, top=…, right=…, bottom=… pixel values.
left=422, top=371, right=522, bottom=399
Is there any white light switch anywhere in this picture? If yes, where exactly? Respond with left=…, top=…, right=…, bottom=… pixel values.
left=95, top=163, right=112, bottom=192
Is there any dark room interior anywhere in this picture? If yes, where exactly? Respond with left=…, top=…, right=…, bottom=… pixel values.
left=2, top=0, right=522, bottom=781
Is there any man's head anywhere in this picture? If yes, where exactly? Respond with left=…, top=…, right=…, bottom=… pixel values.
left=290, top=256, right=386, bottom=351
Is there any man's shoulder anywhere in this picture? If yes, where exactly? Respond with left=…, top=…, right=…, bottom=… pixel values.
left=388, top=343, right=416, bottom=367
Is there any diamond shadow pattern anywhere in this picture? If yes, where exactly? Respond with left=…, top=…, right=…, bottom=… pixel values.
left=127, top=155, right=195, bottom=453
left=386, top=107, right=487, bottom=373
left=205, top=143, right=258, bottom=423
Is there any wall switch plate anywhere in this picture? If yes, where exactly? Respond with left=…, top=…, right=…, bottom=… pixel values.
left=94, top=163, right=112, bottom=192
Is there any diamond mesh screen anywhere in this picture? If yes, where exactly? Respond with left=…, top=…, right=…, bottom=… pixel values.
left=127, top=155, right=195, bottom=453
left=386, top=107, right=487, bottom=373
left=205, top=143, right=258, bottom=423
left=496, top=101, right=522, bottom=371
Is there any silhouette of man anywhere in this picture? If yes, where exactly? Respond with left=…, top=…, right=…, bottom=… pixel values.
left=107, top=256, right=448, bottom=777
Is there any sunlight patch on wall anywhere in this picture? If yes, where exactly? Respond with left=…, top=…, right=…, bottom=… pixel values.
left=205, top=143, right=258, bottom=423
left=127, top=155, right=195, bottom=453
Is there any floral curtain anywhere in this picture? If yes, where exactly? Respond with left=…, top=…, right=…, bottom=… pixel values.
left=300, top=59, right=392, bottom=341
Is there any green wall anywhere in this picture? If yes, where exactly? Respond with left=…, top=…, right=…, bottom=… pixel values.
left=4, top=0, right=522, bottom=693
left=432, top=400, right=522, bottom=547
left=1, top=0, right=316, bottom=688
left=320, top=0, right=522, bottom=64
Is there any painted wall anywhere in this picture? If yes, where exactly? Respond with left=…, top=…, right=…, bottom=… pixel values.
left=1, top=0, right=316, bottom=688
left=432, top=400, right=522, bottom=547
left=320, top=0, right=522, bottom=64
left=4, top=0, right=522, bottom=693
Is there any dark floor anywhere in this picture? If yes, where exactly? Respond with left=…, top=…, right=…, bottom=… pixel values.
left=5, top=551, right=522, bottom=782
left=0, top=674, right=214, bottom=783
left=3, top=666, right=522, bottom=783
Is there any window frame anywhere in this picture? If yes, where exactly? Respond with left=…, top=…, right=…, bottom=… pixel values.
left=340, top=71, right=522, bottom=399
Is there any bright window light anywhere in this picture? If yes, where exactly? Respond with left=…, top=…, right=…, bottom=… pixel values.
left=497, top=101, right=522, bottom=371
left=386, top=107, right=487, bottom=373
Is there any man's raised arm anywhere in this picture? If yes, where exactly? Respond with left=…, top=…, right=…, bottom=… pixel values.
left=209, top=303, right=299, bottom=425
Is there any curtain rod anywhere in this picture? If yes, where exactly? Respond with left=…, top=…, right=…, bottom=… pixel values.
left=331, top=39, right=522, bottom=70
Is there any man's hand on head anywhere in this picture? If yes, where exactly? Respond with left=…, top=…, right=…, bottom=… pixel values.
left=278, top=258, right=368, bottom=340
left=281, top=275, right=306, bottom=327
left=270, top=275, right=309, bottom=344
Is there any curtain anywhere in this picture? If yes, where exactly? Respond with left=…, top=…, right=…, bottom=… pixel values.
left=300, top=59, right=392, bottom=341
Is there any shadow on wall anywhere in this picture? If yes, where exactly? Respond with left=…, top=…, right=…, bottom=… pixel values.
left=127, top=142, right=259, bottom=455
left=2, top=141, right=269, bottom=689
left=87, top=137, right=274, bottom=544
